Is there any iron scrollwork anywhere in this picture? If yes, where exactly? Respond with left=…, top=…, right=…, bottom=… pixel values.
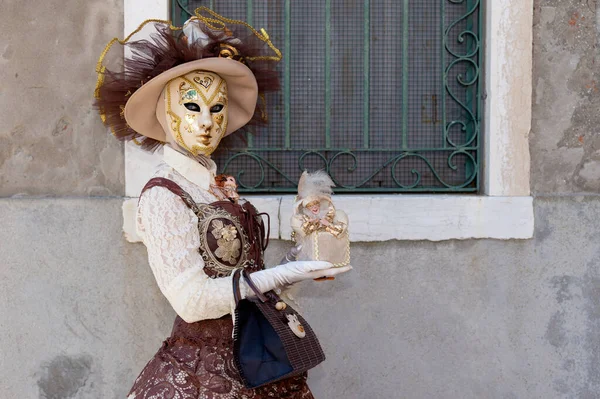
left=206, top=0, right=481, bottom=192
left=444, top=0, right=481, bottom=157
left=221, top=149, right=478, bottom=192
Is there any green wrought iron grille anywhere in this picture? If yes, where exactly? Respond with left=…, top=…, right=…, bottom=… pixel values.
left=171, top=0, right=482, bottom=193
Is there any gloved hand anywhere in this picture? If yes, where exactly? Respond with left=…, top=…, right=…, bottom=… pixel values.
left=241, top=261, right=352, bottom=297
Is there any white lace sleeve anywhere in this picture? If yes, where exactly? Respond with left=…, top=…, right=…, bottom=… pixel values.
left=137, top=187, right=236, bottom=323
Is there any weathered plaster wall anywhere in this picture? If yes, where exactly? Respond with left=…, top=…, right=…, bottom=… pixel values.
left=0, top=0, right=124, bottom=196
left=2, top=197, right=600, bottom=398
left=531, top=0, right=600, bottom=193
left=3, top=0, right=600, bottom=398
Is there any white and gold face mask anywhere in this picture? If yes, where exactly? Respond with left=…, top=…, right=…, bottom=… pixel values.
left=162, top=70, right=228, bottom=156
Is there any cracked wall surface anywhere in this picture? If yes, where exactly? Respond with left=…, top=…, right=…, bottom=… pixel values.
left=0, top=0, right=124, bottom=197
left=531, top=0, right=600, bottom=193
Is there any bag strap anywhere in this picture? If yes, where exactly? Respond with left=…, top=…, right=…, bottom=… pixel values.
left=257, top=212, right=270, bottom=251
left=241, top=269, right=269, bottom=303
left=232, top=268, right=243, bottom=306
left=139, top=177, right=199, bottom=212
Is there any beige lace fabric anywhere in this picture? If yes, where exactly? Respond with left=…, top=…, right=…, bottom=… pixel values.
left=137, top=162, right=238, bottom=323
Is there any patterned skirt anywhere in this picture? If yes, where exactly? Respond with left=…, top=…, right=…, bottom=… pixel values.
left=128, top=316, right=314, bottom=399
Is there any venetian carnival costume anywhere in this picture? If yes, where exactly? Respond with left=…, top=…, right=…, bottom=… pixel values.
left=94, top=8, right=350, bottom=398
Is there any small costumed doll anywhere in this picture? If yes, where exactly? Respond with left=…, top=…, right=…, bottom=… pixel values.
left=291, top=171, right=350, bottom=269
left=210, top=174, right=240, bottom=203
left=94, top=8, right=351, bottom=398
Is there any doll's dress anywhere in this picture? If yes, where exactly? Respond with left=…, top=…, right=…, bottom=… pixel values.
left=128, top=151, right=313, bottom=399
left=291, top=202, right=350, bottom=267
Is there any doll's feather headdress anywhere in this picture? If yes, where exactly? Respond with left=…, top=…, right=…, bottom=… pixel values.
left=297, top=171, right=335, bottom=202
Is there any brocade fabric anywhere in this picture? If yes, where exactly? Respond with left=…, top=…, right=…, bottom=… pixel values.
left=128, top=316, right=314, bottom=399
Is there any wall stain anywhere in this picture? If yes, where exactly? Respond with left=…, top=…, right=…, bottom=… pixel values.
left=52, top=116, right=72, bottom=137
left=551, top=275, right=576, bottom=303
left=37, top=354, right=92, bottom=399
left=548, top=263, right=600, bottom=396
left=545, top=310, right=567, bottom=348
left=2, top=44, right=14, bottom=60
left=581, top=273, right=600, bottom=396
left=533, top=204, right=552, bottom=242
left=10, top=125, right=25, bottom=137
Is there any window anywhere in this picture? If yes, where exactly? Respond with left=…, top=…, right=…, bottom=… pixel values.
left=172, top=0, right=482, bottom=193
left=123, top=0, right=534, bottom=241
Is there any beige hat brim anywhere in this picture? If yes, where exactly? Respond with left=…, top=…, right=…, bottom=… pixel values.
left=124, top=58, right=258, bottom=142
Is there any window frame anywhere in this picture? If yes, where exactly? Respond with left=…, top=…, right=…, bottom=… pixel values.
left=122, top=0, right=534, bottom=242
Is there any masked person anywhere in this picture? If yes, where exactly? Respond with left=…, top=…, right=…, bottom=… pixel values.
left=95, top=8, right=351, bottom=398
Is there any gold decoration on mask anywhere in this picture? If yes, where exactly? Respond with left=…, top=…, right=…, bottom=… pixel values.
left=184, top=114, right=197, bottom=129
left=179, top=82, right=199, bottom=104
left=194, top=75, right=213, bottom=89
left=217, top=91, right=228, bottom=106
left=166, top=81, right=192, bottom=154
left=180, top=76, right=224, bottom=106
left=214, top=84, right=229, bottom=136
left=165, top=74, right=228, bottom=157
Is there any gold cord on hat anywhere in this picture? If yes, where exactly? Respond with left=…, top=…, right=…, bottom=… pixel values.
left=191, top=7, right=282, bottom=62
left=95, top=19, right=181, bottom=101
left=95, top=19, right=180, bottom=145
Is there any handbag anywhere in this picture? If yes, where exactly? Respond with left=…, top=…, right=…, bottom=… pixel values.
left=232, top=268, right=326, bottom=388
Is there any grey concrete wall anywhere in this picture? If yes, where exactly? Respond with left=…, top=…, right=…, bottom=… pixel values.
left=0, top=0, right=124, bottom=196
left=2, top=197, right=600, bottom=398
left=0, top=199, right=172, bottom=398
left=3, top=0, right=600, bottom=398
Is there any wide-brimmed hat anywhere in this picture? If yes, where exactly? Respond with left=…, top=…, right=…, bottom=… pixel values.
left=95, top=7, right=281, bottom=150
left=125, top=57, right=258, bottom=142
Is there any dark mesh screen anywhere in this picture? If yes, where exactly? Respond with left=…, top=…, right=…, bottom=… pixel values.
left=172, top=0, right=481, bottom=193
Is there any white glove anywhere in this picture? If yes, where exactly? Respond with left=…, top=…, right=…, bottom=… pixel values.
left=242, top=261, right=352, bottom=297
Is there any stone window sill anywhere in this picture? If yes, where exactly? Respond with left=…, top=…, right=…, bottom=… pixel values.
left=123, top=195, right=534, bottom=242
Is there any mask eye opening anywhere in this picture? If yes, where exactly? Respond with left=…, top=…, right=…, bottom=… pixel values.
left=210, top=104, right=224, bottom=113
left=184, top=102, right=201, bottom=112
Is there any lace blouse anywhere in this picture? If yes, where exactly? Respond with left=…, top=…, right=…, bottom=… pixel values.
left=136, top=147, right=239, bottom=323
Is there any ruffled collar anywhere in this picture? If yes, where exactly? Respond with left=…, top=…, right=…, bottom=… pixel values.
left=163, top=145, right=217, bottom=190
